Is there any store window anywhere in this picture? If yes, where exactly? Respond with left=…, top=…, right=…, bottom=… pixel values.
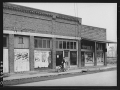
left=67, top=41, right=70, bottom=49
left=34, top=38, right=50, bottom=48
left=43, top=40, right=46, bottom=48
left=47, top=40, right=50, bottom=48
left=59, top=41, right=62, bottom=49
left=74, top=42, right=76, bottom=49
left=3, top=36, right=7, bottom=48
left=39, top=39, right=42, bottom=48
left=70, top=42, right=73, bottom=49
left=56, top=41, right=58, bottom=49
left=63, top=41, right=66, bottom=49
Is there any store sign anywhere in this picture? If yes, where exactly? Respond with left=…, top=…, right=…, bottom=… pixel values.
left=14, top=49, right=29, bottom=72
left=34, top=50, right=51, bottom=68
left=82, top=45, right=93, bottom=50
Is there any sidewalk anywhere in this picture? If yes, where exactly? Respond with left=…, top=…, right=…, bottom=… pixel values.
left=3, top=64, right=117, bottom=86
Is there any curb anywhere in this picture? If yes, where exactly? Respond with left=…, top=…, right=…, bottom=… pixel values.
left=3, top=66, right=117, bottom=86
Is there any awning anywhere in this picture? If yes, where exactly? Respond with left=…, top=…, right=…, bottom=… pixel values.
left=81, top=37, right=117, bottom=43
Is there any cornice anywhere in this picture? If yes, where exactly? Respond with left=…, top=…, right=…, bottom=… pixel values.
left=3, top=3, right=80, bottom=22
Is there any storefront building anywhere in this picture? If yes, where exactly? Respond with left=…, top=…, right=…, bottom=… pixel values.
left=3, top=3, right=112, bottom=74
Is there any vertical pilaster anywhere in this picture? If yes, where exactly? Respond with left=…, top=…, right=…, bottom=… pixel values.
left=51, top=14, right=57, bottom=69
left=104, top=43, right=107, bottom=66
left=8, top=34, right=14, bottom=73
left=94, top=42, right=97, bottom=66
left=51, top=38, right=56, bottom=69
left=29, top=36, right=34, bottom=71
left=78, top=39, right=81, bottom=67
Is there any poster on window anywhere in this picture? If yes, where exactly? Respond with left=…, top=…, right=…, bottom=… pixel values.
left=14, top=49, right=29, bottom=72
left=3, top=49, right=9, bottom=73
left=34, top=50, right=51, bottom=68
left=85, top=52, right=94, bottom=63
left=97, top=52, right=104, bottom=65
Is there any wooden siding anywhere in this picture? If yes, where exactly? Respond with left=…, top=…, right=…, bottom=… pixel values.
left=14, top=36, right=29, bottom=48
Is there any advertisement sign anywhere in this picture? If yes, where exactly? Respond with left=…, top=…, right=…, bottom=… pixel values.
left=3, top=49, right=9, bottom=73
left=85, top=52, right=94, bottom=63
left=34, top=50, right=51, bottom=68
left=14, top=49, right=29, bottom=72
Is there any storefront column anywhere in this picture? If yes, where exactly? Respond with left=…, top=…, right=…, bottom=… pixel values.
left=78, top=39, right=81, bottom=67
left=51, top=38, right=56, bottom=69
left=8, top=34, right=14, bottom=73
left=104, top=43, right=107, bottom=66
left=29, top=36, right=34, bottom=71
left=94, top=42, right=97, bottom=66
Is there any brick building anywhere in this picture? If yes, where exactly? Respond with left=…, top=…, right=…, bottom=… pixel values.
left=3, top=3, right=115, bottom=74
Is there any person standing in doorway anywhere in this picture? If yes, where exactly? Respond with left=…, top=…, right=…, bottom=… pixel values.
left=61, top=57, right=66, bottom=71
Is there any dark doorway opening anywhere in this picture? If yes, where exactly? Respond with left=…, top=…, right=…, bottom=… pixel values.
left=70, top=51, right=77, bottom=65
left=56, top=51, right=63, bottom=66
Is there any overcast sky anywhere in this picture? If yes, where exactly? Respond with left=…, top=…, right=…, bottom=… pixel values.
left=11, top=3, right=117, bottom=42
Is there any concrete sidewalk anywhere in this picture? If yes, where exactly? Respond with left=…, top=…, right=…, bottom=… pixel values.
left=3, top=64, right=117, bottom=86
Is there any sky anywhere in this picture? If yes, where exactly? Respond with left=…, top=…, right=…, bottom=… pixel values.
left=11, top=3, right=117, bottom=42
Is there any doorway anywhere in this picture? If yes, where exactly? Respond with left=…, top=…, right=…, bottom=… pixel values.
left=70, top=51, right=77, bottom=65
left=81, top=52, right=85, bottom=67
left=56, top=51, right=63, bottom=66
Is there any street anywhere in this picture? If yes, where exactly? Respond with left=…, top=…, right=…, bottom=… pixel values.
left=15, top=70, right=117, bottom=86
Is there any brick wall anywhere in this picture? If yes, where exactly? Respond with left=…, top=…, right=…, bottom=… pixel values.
left=81, top=25, right=106, bottom=40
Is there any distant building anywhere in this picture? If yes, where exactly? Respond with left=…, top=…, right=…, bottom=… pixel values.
left=3, top=3, right=116, bottom=74
left=107, top=43, right=117, bottom=57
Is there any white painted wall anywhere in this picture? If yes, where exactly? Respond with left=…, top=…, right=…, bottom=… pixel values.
left=3, top=49, right=9, bottom=73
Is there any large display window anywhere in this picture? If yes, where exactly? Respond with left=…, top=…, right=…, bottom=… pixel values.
left=84, top=52, right=94, bottom=66
left=97, top=52, right=104, bottom=65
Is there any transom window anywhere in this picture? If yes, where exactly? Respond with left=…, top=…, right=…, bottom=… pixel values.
left=18, top=37, right=24, bottom=44
left=34, top=38, right=50, bottom=48
left=56, top=40, right=77, bottom=49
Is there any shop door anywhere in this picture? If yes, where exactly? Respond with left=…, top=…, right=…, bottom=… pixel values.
left=70, top=51, right=77, bottom=65
left=56, top=51, right=63, bottom=66
left=81, top=52, right=85, bottom=67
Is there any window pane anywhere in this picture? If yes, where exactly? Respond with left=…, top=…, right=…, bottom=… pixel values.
left=34, top=39, right=38, bottom=48
left=19, top=37, right=23, bottom=44
left=74, top=42, right=76, bottom=49
left=64, top=51, right=68, bottom=57
left=43, top=40, right=46, bottom=48
left=56, top=41, right=58, bottom=49
left=47, top=40, right=50, bottom=48
left=39, top=39, right=42, bottom=48
left=67, top=41, right=70, bottom=49
left=70, top=42, right=73, bottom=49
left=63, top=41, right=66, bottom=49
left=3, top=37, right=7, bottom=47
left=59, top=41, right=62, bottom=49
